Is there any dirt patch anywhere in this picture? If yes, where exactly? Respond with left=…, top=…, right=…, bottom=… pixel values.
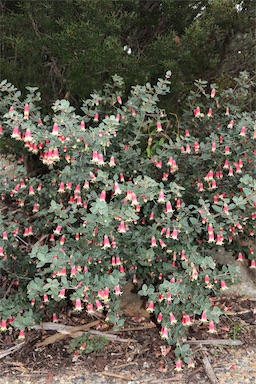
left=0, top=296, right=255, bottom=383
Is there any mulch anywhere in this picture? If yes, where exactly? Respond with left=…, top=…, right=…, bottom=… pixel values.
left=0, top=296, right=255, bottom=384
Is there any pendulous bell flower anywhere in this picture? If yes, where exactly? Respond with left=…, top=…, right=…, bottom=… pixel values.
left=18, top=330, right=25, bottom=340
left=52, top=123, right=59, bottom=135
left=175, top=359, right=182, bottom=371
left=146, top=301, right=154, bottom=313
left=201, top=310, right=207, bottom=323
left=23, top=104, right=29, bottom=119
left=169, top=313, right=177, bottom=325
left=156, top=121, right=162, bottom=132
left=160, top=327, right=169, bottom=339
left=220, top=280, right=228, bottom=290
left=208, top=320, right=217, bottom=333
left=74, top=298, right=82, bottom=312
left=157, top=190, right=165, bottom=203
left=102, top=235, right=111, bottom=249
left=188, top=358, right=195, bottom=368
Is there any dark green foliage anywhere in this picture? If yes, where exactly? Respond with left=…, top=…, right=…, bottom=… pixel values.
left=1, top=0, right=255, bottom=111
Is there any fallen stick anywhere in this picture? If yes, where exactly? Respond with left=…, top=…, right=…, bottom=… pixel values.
left=225, top=309, right=254, bottom=315
left=36, top=333, right=68, bottom=347
left=34, top=321, right=153, bottom=336
left=35, top=321, right=135, bottom=347
left=34, top=320, right=100, bottom=333
left=0, top=342, right=25, bottom=360
left=202, top=354, right=219, bottom=384
left=186, top=339, right=243, bottom=346
left=35, top=321, right=101, bottom=347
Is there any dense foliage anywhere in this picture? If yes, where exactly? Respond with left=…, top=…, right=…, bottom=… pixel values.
left=0, top=71, right=255, bottom=367
left=1, top=0, right=255, bottom=110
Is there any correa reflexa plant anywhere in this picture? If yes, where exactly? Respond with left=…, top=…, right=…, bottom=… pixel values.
left=0, top=71, right=255, bottom=368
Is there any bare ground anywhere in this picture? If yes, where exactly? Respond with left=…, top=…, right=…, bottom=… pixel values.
left=0, top=296, right=255, bottom=384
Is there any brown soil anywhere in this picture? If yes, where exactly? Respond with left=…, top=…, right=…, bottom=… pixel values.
left=0, top=296, right=255, bottom=383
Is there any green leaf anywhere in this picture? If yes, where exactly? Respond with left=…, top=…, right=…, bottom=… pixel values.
left=242, top=187, right=253, bottom=197
left=189, top=217, right=198, bottom=225
left=181, top=343, right=190, bottom=352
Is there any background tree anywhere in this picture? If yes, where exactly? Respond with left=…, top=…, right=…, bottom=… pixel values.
left=1, top=0, right=255, bottom=111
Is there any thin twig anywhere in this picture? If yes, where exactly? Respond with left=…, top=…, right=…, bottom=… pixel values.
left=28, top=12, right=41, bottom=37
left=0, top=342, right=25, bottom=360
left=16, top=235, right=31, bottom=248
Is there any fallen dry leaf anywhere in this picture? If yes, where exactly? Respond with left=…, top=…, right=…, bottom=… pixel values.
left=45, top=371, right=54, bottom=384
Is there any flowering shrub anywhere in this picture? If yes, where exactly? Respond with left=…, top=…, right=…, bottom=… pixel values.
left=0, top=72, right=255, bottom=367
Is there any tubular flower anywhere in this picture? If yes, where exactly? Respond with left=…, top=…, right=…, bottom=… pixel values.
left=114, top=285, right=123, bottom=296
left=157, top=190, right=165, bottom=203
left=70, top=266, right=77, bottom=277
left=188, top=358, right=195, bottom=368
left=201, top=311, right=207, bottom=323
left=208, top=320, right=217, bottom=333
left=99, top=190, right=106, bottom=201
left=118, top=221, right=127, bottom=233
left=146, top=301, right=154, bottom=313
left=175, top=360, right=182, bottom=371
left=74, top=299, right=82, bottom=312
left=165, top=201, right=173, bottom=214
left=52, top=123, right=59, bottom=135
left=239, top=126, right=246, bottom=136
left=18, top=330, right=25, bottom=340
left=171, top=228, right=178, bottom=240
left=23, top=104, right=29, bottom=119
left=12, top=126, right=21, bottom=139
left=58, top=288, right=66, bottom=300
left=207, top=108, right=213, bottom=117
left=24, top=128, right=33, bottom=142
left=93, top=113, right=99, bottom=122
left=156, top=121, right=162, bottom=132
left=160, top=327, right=169, bottom=339
left=102, top=235, right=111, bottom=249
left=220, top=280, right=228, bottom=290
left=151, top=236, right=157, bottom=248
left=1, top=320, right=7, bottom=332
left=87, top=303, right=94, bottom=314
left=109, top=156, right=116, bottom=167
left=194, top=106, right=201, bottom=118
left=210, top=88, right=216, bottom=98
left=169, top=313, right=177, bottom=325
